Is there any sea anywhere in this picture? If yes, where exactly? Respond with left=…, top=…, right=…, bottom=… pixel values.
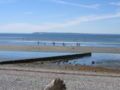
left=0, top=33, right=120, bottom=68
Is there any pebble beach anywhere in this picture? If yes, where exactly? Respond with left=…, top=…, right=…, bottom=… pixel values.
left=0, top=64, right=120, bottom=90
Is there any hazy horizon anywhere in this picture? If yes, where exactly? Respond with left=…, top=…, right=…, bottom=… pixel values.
left=0, top=32, right=120, bottom=35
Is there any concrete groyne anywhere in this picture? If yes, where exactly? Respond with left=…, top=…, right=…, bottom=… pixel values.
left=0, top=52, right=91, bottom=64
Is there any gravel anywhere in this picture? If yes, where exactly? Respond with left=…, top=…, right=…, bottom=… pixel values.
left=0, top=67, right=120, bottom=90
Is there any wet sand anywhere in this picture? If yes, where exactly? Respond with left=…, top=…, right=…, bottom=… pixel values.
left=0, top=45, right=120, bottom=53
left=1, top=60, right=120, bottom=74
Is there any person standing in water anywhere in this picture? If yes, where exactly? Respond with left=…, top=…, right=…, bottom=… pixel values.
left=53, top=42, right=55, bottom=46
left=62, top=42, right=65, bottom=46
left=37, top=41, right=40, bottom=45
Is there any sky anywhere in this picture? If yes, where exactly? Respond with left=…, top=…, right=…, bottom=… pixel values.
left=0, top=0, right=120, bottom=34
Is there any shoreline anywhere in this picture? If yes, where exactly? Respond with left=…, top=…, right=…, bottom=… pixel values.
left=1, top=60, right=120, bottom=74
left=0, top=45, right=120, bottom=74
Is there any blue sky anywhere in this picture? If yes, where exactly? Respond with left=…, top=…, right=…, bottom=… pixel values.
left=0, top=0, right=120, bottom=34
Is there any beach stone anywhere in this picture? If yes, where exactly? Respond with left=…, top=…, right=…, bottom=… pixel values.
left=44, top=78, right=66, bottom=90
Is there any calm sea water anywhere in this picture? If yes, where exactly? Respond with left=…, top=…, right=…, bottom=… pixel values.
left=0, top=33, right=120, bottom=68
left=0, top=33, right=120, bottom=47
left=0, top=33, right=120, bottom=42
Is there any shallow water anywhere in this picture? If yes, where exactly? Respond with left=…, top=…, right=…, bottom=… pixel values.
left=0, top=33, right=120, bottom=47
left=1, top=33, right=120, bottom=69
left=0, top=51, right=72, bottom=61
left=0, top=40, right=120, bottom=47
left=57, top=53, right=120, bottom=68
left=0, top=51, right=120, bottom=68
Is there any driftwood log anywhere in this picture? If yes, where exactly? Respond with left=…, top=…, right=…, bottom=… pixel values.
left=44, top=78, right=66, bottom=90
